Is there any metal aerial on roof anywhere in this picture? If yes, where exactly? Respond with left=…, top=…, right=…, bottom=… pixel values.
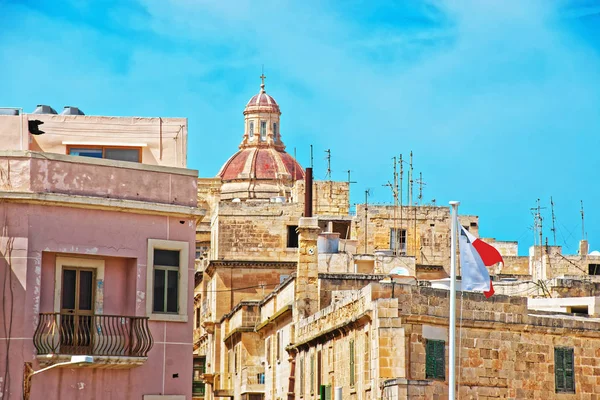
left=60, top=106, right=85, bottom=115
left=31, top=105, right=58, bottom=114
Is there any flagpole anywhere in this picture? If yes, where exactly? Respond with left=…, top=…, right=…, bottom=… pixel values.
left=449, top=200, right=460, bottom=400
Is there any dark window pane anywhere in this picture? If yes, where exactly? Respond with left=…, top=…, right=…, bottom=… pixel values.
left=167, top=270, right=179, bottom=313
left=154, top=249, right=180, bottom=267
left=153, top=269, right=166, bottom=312
left=62, top=269, right=76, bottom=310
left=104, top=148, right=140, bottom=162
left=287, top=226, right=299, bottom=248
left=78, top=270, right=94, bottom=311
left=69, top=148, right=102, bottom=158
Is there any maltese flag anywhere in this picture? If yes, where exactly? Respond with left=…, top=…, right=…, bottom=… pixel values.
left=459, top=225, right=503, bottom=298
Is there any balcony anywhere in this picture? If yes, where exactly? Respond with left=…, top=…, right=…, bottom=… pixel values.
left=241, top=366, right=265, bottom=395
left=33, top=313, right=153, bottom=368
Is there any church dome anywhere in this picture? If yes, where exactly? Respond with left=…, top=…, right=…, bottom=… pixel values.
left=218, top=74, right=304, bottom=201
left=219, top=147, right=304, bottom=181
left=244, top=91, right=280, bottom=115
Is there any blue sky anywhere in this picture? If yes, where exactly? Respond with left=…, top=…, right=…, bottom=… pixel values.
left=1, top=0, right=600, bottom=255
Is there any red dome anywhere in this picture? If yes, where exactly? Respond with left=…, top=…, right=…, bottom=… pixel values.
left=218, top=147, right=304, bottom=181
left=244, top=91, right=280, bottom=114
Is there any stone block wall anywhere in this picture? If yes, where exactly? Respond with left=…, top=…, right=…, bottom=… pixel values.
left=293, top=180, right=350, bottom=216
left=353, top=205, right=478, bottom=270
left=215, top=202, right=303, bottom=261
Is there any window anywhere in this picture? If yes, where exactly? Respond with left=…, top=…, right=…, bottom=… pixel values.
left=147, top=239, right=189, bottom=322
left=249, top=121, right=255, bottom=138
left=68, top=146, right=141, bottom=162
left=273, top=122, right=278, bottom=140
left=425, top=340, right=445, bottom=379
left=310, top=353, right=315, bottom=394
left=266, top=337, right=271, bottom=366
left=555, top=347, right=575, bottom=393
left=192, top=357, right=206, bottom=396
left=260, top=121, right=267, bottom=140
left=589, top=264, right=600, bottom=275
left=390, top=228, right=407, bottom=253
left=349, top=339, right=355, bottom=386
left=276, top=330, right=282, bottom=362
left=299, top=356, right=305, bottom=396
left=287, top=225, right=299, bottom=248
left=234, top=344, right=239, bottom=374
left=364, top=332, right=371, bottom=381
left=152, top=249, right=179, bottom=313
left=195, top=307, right=201, bottom=328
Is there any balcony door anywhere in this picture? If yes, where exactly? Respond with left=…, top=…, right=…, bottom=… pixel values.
left=60, top=267, right=95, bottom=353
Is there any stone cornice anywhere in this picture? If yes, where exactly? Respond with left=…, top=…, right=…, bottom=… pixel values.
left=0, top=191, right=204, bottom=218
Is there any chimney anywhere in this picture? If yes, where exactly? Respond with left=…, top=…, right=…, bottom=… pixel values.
left=304, top=167, right=313, bottom=217
left=295, top=217, right=320, bottom=319
left=579, top=240, right=589, bottom=257
left=60, top=106, right=85, bottom=116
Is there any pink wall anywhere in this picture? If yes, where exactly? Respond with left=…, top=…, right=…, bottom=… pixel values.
left=0, top=202, right=196, bottom=400
left=0, top=152, right=197, bottom=207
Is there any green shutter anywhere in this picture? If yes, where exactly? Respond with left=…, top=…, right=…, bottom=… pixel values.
left=350, top=340, right=355, bottom=386
left=425, top=340, right=436, bottom=378
left=435, top=341, right=445, bottom=379
left=555, top=347, right=575, bottom=393
left=565, top=348, right=575, bottom=392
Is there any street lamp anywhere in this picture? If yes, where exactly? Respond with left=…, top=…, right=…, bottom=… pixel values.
left=23, top=356, right=94, bottom=400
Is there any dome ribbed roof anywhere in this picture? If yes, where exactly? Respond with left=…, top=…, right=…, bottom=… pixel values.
left=218, top=147, right=304, bottom=181
left=244, top=91, right=280, bottom=114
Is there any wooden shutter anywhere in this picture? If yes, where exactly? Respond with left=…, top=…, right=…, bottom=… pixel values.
left=425, top=340, right=436, bottom=378
left=555, top=348, right=565, bottom=391
left=565, top=348, right=575, bottom=392
left=350, top=340, right=355, bottom=386
left=435, top=341, right=445, bottom=379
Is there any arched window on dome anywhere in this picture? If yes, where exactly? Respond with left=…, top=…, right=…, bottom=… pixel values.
left=260, top=121, right=267, bottom=141
left=273, top=122, right=278, bottom=140
left=249, top=121, right=254, bottom=139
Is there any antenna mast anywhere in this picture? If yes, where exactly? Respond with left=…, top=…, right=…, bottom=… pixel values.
left=550, top=196, right=556, bottom=246
left=581, top=200, right=585, bottom=241
left=325, top=149, right=332, bottom=180
left=416, top=172, right=426, bottom=205
left=408, top=151, right=413, bottom=206
left=399, top=155, right=404, bottom=254
left=364, top=189, right=371, bottom=253
left=310, top=145, right=314, bottom=169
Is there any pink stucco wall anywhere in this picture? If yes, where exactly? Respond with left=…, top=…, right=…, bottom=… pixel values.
left=0, top=200, right=196, bottom=399
left=0, top=152, right=197, bottom=207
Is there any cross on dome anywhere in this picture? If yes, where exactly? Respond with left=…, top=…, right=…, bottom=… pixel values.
left=259, top=72, right=266, bottom=92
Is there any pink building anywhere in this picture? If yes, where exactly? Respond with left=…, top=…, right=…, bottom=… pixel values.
left=0, top=106, right=202, bottom=400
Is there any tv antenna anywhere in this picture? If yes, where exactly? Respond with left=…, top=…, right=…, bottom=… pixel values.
left=550, top=196, right=557, bottom=246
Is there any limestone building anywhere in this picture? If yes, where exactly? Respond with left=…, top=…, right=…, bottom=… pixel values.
left=192, top=77, right=600, bottom=400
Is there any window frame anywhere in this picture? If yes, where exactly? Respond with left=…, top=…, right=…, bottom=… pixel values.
left=390, top=228, right=407, bottom=253
left=555, top=347, right=575, bottom=393
left=146, top=239, right=189, bottom=322
left=260, top=121, right=267, bottom=141
left=273, top=122, right=278, bottom=140
left=67, top=145, right=142, bottom=163
left=425, top=339, right=445, bottom=380
left=152, top=253, right=180, bottom=314
left=287, top=225, right=299, bottom=248
left=249, top=121, right=255, bottom=138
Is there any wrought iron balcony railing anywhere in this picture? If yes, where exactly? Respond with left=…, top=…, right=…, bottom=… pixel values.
left=33, top=313, right=153, bottom=357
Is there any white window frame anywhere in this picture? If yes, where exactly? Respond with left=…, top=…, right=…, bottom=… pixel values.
left=249, top=121, right=255, bottom=139
left=146, top=239, right=189, bottom=322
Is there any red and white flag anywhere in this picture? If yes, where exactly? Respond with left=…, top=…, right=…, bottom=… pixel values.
left=458, top=225, right=503, bottom=298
